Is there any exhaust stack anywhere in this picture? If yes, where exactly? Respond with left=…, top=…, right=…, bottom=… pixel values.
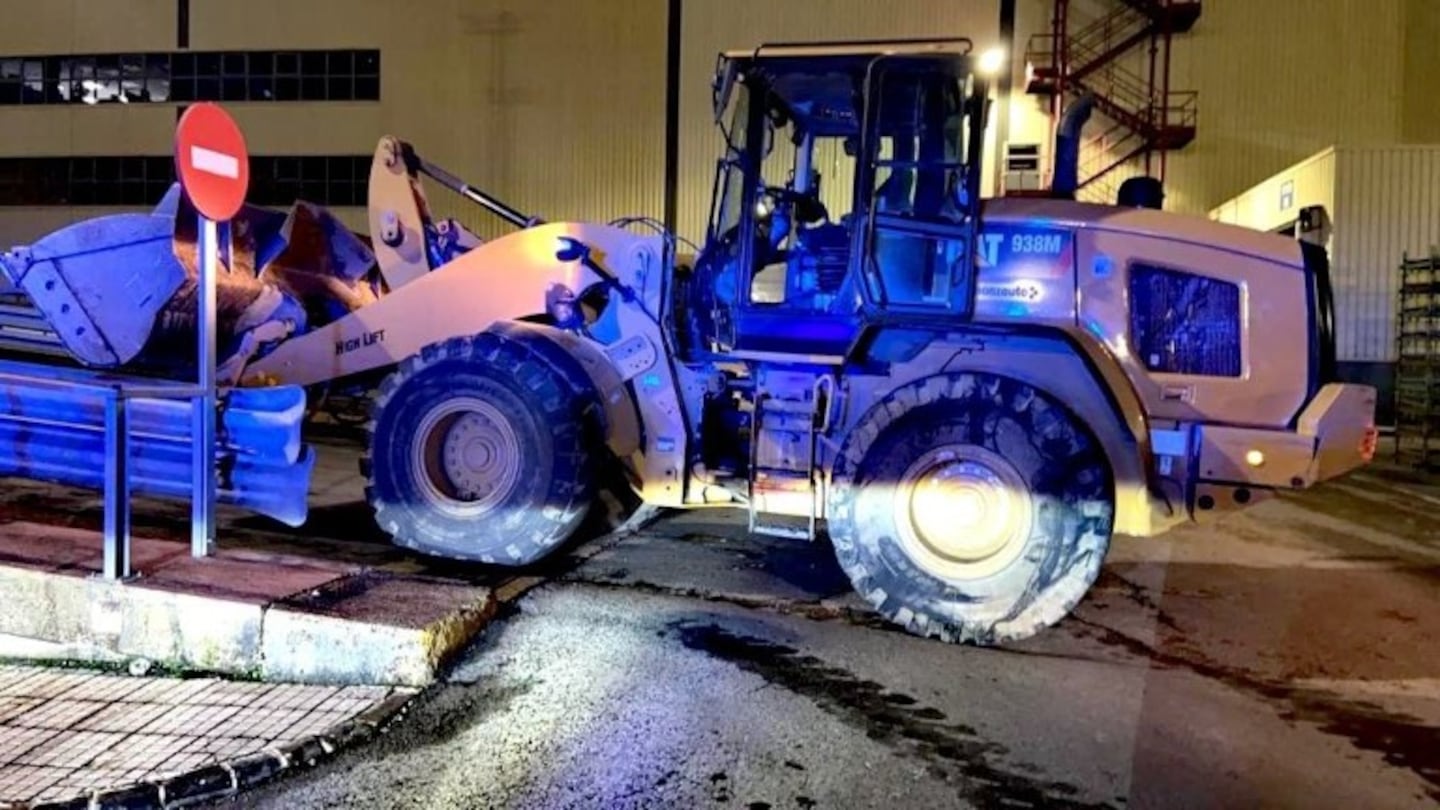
left=1050, top=94, right=1094, bottom=200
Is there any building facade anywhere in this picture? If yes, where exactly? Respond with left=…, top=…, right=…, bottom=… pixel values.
left=0, top=0, right=1038, bottom=246
left=0, top=0, right=1434, bottom=236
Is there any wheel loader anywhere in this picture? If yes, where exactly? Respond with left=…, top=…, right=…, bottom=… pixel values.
left=0, top=38, right=1378, bottom=644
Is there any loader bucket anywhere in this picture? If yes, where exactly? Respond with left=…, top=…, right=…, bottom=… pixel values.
left=0, top=188, right=190, bottom=367
left=0, top=184, right=307, bottom=372
left=0, top=183, right=379, bottom=380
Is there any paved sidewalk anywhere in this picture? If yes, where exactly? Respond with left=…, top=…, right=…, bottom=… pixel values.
left=0, top=665, right=415, bottom=808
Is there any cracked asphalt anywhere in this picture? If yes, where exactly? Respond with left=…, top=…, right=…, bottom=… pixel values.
left=198, top=445, right=1440, bottom=810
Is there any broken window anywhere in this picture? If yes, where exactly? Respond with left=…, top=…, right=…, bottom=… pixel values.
left=0, top=49, right=381, bottom=105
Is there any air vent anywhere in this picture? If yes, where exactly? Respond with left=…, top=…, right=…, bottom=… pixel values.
left=1129, top=263, right=1242, bottom=377
left=1004, top=143, right=1041, bottom=172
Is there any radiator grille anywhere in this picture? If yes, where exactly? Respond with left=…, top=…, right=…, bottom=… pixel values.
left=1129, top=264, right=1242, bottom=377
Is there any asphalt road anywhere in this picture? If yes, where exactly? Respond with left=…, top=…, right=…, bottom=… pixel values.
left=204, top=454, right=1440, bottom=810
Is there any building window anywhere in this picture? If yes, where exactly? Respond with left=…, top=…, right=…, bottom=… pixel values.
left=1129, top=263, right=1243, bottom=377
left=0, top=156, right=371, bottom=207
left=0, top=49, right=379, bottom=105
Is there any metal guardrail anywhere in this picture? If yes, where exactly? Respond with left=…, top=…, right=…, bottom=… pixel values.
left=0, top=365, right=208, bottom=581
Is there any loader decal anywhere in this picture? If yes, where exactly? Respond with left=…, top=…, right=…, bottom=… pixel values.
left=977, top=281, right=1044, bottom=302
left=977, top=225, right=1072, bottom=279
left=336, top=329, right=386, bottom=356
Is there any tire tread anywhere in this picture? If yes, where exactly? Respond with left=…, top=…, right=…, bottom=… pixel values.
left=359, top=328, right=600, bottom=565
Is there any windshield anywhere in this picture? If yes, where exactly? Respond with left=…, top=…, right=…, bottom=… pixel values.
left=710, top=84, right=752, bottom=240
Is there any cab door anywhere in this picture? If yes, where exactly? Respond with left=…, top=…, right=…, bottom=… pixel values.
left=852, top=53, right=984, bottom=326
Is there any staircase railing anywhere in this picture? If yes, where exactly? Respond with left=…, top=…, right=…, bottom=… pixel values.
left=1022, top=0, right=1199, bottom=193
left=1065, top=6, right=1155, bottom=83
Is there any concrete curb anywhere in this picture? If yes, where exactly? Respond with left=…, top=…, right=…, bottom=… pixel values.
left=0, top=505, right=673, bottom=810
left=0, top=523, right=496, bottom=687
left=9, top=690, right=418, bottom=810
left=260, top=571, right=497, bottom=687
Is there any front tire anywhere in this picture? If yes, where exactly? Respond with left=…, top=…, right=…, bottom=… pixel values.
left=826, top=372, right=1114, bottom=644
left=363, top=332, right=598, bottom=565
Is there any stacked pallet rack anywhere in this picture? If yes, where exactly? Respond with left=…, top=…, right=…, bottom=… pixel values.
left=1396, top=250, right=1440, bottom=470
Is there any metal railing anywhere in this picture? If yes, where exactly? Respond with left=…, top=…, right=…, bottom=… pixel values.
left=0, top=365, right=210, bottom=581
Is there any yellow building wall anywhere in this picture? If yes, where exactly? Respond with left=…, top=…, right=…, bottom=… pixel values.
left=0, top=0, right=175, bottom=163
left=0, top=0, right=174, bottom=55
left=4, top=0, right=1429, bottom=240
left=1163, top=0, right=1404, bottom=214
left=1059, top=0, right=1410, bottom=215
left=0, top=0, right=1050, bottom=247
left=1401, top=0, right=1440, bottom=143
left=192, top=0, right=668, bottom=239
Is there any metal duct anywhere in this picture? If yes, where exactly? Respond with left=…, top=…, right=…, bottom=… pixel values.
left=1051, top=94, right=1095, bottom=199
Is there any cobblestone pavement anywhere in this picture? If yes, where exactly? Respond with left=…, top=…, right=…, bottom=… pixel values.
left=0, top=666, right=412, bottom=807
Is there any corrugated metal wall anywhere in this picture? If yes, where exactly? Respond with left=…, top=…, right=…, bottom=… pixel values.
left=196, top=0, right=671, bottom=240
left=1211, top=145, right=1440, bottom=364
left=675, top=0, right=1006, bottom=243
left=1333, top=146, right=1440, bottom=363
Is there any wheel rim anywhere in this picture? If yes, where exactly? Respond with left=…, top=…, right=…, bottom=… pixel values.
left=411, top=396, right=523, bottom=516
left=891, top=444, right=1034, bottom=581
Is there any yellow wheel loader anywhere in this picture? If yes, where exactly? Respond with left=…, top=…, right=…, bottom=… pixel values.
left=0, top=38, right=1378, bottom=644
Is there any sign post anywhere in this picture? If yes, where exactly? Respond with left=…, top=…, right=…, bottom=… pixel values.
left=174, top=102, right=249, bottom=559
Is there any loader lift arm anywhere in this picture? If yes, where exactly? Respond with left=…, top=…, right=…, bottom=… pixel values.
left=393, top=140, right=544, bottom=231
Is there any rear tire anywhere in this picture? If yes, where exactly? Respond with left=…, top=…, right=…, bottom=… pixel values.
left=826, top=372, right=1114, bottom=644
left=362, top=331, right=598, bottom=565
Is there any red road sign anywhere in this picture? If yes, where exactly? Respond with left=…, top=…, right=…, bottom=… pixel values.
left=174, top=103, right=250, bottom=221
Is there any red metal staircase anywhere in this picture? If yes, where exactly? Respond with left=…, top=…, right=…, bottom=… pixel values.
left=1024, top=0, right=1200, bottom=194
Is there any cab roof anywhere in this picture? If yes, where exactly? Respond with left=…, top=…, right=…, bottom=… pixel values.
left=717, top=37, right=975, bottom=65
left=713, top=38, right=976, bottom=135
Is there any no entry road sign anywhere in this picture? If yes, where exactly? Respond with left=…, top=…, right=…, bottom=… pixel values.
left=173, top=102, right=249, bottom=562
left=175, top=102, right=250, bottom=221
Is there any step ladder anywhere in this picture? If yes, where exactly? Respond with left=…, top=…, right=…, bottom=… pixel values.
left=747, top=375, right=833, bottom=540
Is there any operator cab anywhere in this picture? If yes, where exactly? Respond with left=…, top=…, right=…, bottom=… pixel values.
left=685, top=38, right=989, bottom=362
